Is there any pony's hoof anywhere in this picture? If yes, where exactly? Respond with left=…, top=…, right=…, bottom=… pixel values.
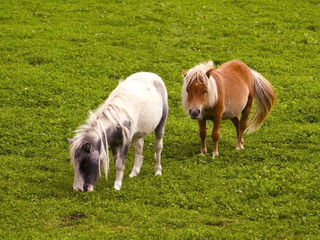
left=236, top=145, right=244, bottom=150
left=129, top=172, right=137, bottom=178
left=212, top=151, right=219, bottom=159
left=114, top=182, right=122, bottom=190
left=155, top=170, right=162, bottom=176
left=200, top=148, right=207, bottom=156
left=129, top=169, right=140, bottom=178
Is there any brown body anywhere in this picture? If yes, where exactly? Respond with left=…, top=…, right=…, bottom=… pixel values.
left=182, top=60, right=276, bottom=158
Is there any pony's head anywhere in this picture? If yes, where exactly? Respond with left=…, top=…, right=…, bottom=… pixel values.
left=181, top=61, right=218, bottom=119
left=68, top=128, right=102, bottom=192
left=68, top=115, right=109, bottom=192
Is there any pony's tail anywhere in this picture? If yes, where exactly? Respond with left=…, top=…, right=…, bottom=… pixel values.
left=247, top=69, right=276, bottom=133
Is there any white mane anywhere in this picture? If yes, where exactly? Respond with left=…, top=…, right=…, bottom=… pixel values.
left=181, top=61, right=218, bottom=112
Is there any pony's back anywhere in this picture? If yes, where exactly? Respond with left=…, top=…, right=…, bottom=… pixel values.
left=126, top=72, right=163, bottom=83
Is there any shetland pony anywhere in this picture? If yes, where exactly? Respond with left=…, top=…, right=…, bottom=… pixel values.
left=182, top=60, right=276, bottom=158
left=68, top=72, right=168, bottom=191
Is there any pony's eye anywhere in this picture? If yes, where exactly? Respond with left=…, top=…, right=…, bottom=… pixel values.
left=186, top=89, right=189, bottom=93
left=202, top=90, right=207, bottom=94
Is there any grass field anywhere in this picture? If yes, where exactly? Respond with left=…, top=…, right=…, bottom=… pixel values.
left=1, top=0, right=320, bottom=239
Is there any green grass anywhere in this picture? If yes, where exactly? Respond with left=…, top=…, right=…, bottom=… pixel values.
left=1, top=0, right=320, bottom=239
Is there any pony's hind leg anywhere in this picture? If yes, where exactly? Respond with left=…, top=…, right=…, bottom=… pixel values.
left=154, top=118, right=166, bottom=176
left=154, top=137, right=163, bottom=176
left=129, top=138, right=144, bottom=178
left=231, top=116, right=244, bottom=150
left=237, top=96, right=254, bottom=150
left=154, top=101, right=168, bottom=175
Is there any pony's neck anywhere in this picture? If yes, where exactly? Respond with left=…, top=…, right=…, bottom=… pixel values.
left=97, top=117, right=114, bottom=130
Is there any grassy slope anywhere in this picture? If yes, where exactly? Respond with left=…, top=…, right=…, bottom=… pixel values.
left=1, top=0, right=319, bottom=239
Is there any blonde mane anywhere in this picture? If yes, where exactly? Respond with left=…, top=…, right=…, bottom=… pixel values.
left=181, top=61, right=218, bottom=112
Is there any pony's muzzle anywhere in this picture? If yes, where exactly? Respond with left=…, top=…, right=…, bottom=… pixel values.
left=189, top=109, right=200, bottom=119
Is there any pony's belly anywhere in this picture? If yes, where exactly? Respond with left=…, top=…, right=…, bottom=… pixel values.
left=132, top=118, right=160, bottom=140
left=222, top=111, right=239, bottom=119
left=222, top=104, right=246, bottom=119
left=222, top=97, right=248, bottom=119
left=136, top=110, right=162, bottom=134
left=132, top=131, right=149, bottom=140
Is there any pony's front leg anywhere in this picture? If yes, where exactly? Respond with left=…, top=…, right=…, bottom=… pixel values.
left=114, top=158, right=125, bottom=190
left=211, top=118, right=221, bottom=158
left=198, top=119, right=207, bottom=156
left=113, top=142, right=130, bottom=190
left=129, top=139, right=144, bottom=178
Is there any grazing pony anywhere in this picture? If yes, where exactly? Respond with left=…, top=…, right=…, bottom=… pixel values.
left=69, top=72, right=168, bottom=191
left=182, top=60, right=276, bottom=158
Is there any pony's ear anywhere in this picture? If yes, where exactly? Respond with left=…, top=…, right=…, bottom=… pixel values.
left=83, top=142, right=92, bottom=153
left=205, top=69, right=213, bottom=79
left=182, top=71, right=187, bottom=77
left=68, top=138, right=74, bottom=144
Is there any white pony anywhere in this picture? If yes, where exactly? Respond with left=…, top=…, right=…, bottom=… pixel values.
left=68, top=72, right=168, bottom=191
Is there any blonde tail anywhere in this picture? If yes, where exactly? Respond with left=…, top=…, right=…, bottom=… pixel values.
left=247, top=70, right=276, bottom=133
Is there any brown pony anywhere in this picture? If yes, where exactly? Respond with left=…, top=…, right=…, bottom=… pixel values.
left=182, top=60, right=276, bottom=158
